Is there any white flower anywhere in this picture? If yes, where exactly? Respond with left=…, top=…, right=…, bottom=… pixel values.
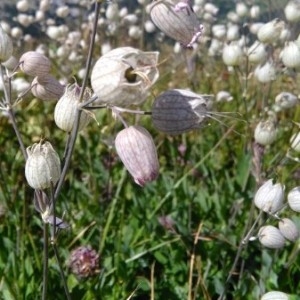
left=254, top=179, right=284, bottom=213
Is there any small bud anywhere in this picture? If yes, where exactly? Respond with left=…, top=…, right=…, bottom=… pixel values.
left=25, top=141, right=61, bottom=190
left=284, top=0, right=300, bottom=23
left=290, top=132, right=300, bottom=152
left=115, top=126, right=159, bottom=186
left=287, top=187, right=300, bottom=212
left=91, top=47, right=159, bottom=107
left=254, top=119, right=277, bottom=146
left=254, top=179, right=284, bottom=213
left=281, top=41, right=300, bottom=69
left=0, top=25, right=13, bottom=62
left=149, top=0, right=204, bottom=48
left=54, top=83, right=92, bottom=132
left=257, top=18, right=285, bottom=44
left=68, top=246, right=100, bottom=279
left=261, top=291, right=289, bottom=300
left=278, top=218, right=299, bottom=242
left=254, top=60, right=276, bottom=83
left=19, top=51, right=51, bottom=77
left=151, top=89, right=213, bottom=135
left=258, top=225, right=286, bottom=249
left=31, top=74, right=64, bottom=101
left=222, top=42, right=244, bottom=66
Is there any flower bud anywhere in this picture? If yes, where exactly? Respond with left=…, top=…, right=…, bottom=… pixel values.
left=254, top=119, right=277, bottom=146
left=91, top=47, right=159, bottom=107
left=278, top=218, right=299, bottom=242
left=258, top=225, right=285, bottom=249
left=25, top=141, right=61, bottom=190
left=115, top=126, right=159, bottom=186
left=31, top=74, right=64, bottom=101
left=19, top=51, right=51, bottom=77
left=254, top=179, right=284, bottom=213
left=222, top=42, right=244, bottom=66
left=54, top=83, right=92, bottom=132
left=285, top=0, right=300, bottom=23
left=254, top=60, right=276, bottom=83
left=274, top=92, right=298, bottom=110
left=290, top=132, right=300, bottom=152
left=261, top=291, right=289, bottom=300
left=281, top=41, right=300, bottom=69
left=257, top=19, right=285, bottom=44
left=0, top=25, right=13, bottom=62
left=287, top=186, right=300, bottom=212
left=149, top=0, right=204, bottom=48
left=68, top=246, right=100, bottom=278
left=151, top=89, right=213, bottom=135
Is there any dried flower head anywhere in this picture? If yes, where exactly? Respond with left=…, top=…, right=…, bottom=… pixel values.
left=68, top=246, right=100, bottom=279
left=91, top=47, right=159, bottom=107
left=149, top=0, right=204, bottom=48
left=152, top=89, right=214, bottom=135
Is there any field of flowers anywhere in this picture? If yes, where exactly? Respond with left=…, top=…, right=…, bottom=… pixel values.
left=1, top=0, right=300, bottom=299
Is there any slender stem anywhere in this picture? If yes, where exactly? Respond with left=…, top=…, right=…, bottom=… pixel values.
left=42, top=223, right=49, bottom=300
left=52, top=244, right=71, bottom=300
left=54, top=1, right=101, bottom=202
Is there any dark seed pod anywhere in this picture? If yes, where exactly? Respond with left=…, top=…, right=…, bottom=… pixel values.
left=152, top=89, right=213, bottom=135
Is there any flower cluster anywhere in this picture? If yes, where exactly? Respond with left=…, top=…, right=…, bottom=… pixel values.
left=252, top=179, right=300, bottom=249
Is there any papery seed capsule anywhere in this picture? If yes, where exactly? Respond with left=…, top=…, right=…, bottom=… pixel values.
left=25, top=141, right=61, bottom=190
left=54, top=83, right=92, bottom=132
left=247, top=41, right=268, bottom=65
left=16, top=0, right=29, bottom=12
left=254, top=179, right=284, bottom=213
left=151, top=89, right=213, bottom=135
left=222, top=42, right=243, bottom=66
left=261, top=291, right=289, bottom=300
left=257, top=18, right=285, bottom=44
left=254, top=119, right=277, bottom=146
left=0, top=25, right=13, bottom=62
left=278, top=218, right=299, bottom=242
left=290, top=132, right=300, bottom=152
left=285, top=0, right=300, bottom=23
left=281, top=41, right=300, bottom=69
left=236, top=2, right=248, bottom=18
left=149, top=0, right=204, bottom=48
left=91, top=47, right=159, bottom=107
left=31, top=75, right=64, bottom=101
left=258, top=225, right=286, bottom=249
left=115, top=125, right=159, bottom=186
left=287, top=186, right=300, bottom=212
left=254, top=60, right=276, bottom=83
left=250, top=5, right=260, bottom=19
left=19, top=51, right=51, bottom=77
left=274, top=92, right=298, bottom=110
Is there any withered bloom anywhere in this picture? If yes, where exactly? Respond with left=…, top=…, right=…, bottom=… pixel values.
left=68, top=246, right=100, bottom=279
